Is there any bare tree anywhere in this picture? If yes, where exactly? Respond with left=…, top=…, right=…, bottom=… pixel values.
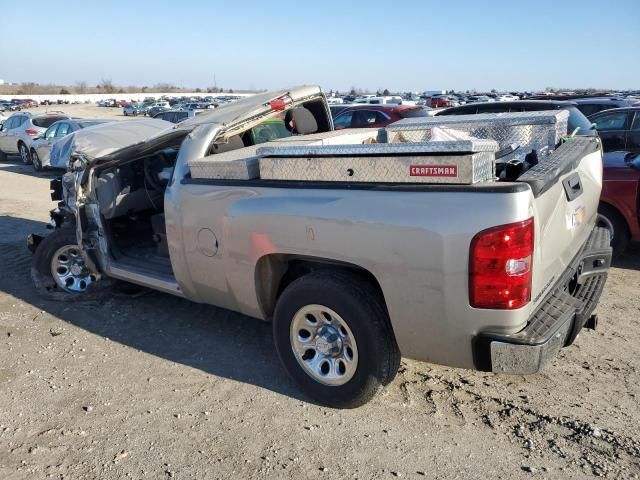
left=75, top=80, right=88, bottom=94
left=17, top=82, right=36, bottom=94
left=153, top=82, right=176, bottom=92
left=100, top=78, right=116, bottom=94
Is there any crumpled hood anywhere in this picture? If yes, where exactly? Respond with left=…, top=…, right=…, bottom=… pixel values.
left=52, top=86, right=325, bottom=170
left=49, top=118, right=173, bottom=169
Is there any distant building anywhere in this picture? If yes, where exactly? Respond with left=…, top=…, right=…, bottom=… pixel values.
left=0, top=79, right=5, bottom=85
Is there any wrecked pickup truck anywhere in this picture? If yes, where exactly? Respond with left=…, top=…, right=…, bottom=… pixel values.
left=29, top=86, right=612, bottom=407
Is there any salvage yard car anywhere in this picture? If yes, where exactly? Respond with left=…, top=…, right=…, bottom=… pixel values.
left=29, top=86, right=611, bottom=408
left=589, top=106, right=640, bottom=153
left=0, top=111, right=70, bottom=164
left=597, top=151, right=640, bottom=253
left=332, top=104, right=427, bottom=130
left=29, top=118, right=110, bottom=171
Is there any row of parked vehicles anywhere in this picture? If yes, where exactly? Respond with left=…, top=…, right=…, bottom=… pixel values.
left=0, top=98, right=39, bottom=111
left=121, top=99, right=229, bottom=118
left=330, top=91, right=640, bottom=111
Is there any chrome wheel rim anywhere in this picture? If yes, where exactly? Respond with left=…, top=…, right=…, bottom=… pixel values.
left=597, top=214, right=615, bottom=240
left=32, top=151, right=40, bottom=168
left=19, top=145, right=29, bottom=163
left=50, top=245, right=97, bottom=293
left=290, top=304, right=358, bottom=386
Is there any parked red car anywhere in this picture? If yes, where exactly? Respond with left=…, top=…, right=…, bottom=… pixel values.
left=598, top=151, right=640, bottom=253
left=332, top=104, right=426, bottom=130
left=429, top=96, right=451, bottom=108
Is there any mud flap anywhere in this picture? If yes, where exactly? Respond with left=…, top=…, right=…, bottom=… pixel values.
left=27, top=234, right=44, bottom=253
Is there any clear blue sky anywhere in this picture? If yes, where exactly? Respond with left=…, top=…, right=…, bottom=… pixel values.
left=1, top=0, right=638, bottom=92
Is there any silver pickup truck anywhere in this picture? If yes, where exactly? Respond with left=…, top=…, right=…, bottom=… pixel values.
left=29, top=86, right=612, bottom=407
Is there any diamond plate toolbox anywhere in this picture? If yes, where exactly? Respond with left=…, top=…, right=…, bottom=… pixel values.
left=258, top=140, right=499, bottom=184
left=384, top=111, right=569, bottom=161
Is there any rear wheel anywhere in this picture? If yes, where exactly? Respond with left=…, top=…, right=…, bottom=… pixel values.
left=0, top=149, right=6, bottom=162
left=273, top=271, right=400, bottom=408
left=31, top=149, right=42, bottom=171
left=597, top=204, right=629, bottom=254
left=19, top=142, right=31, bottom=165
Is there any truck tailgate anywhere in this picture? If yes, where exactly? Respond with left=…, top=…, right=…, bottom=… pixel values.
left=518, top=137, right=603, bottom=307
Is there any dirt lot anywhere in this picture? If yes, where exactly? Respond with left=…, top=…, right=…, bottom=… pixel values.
left=26, top=103, right=133, bottom=120
left=0, top=117, right=639, bottom=479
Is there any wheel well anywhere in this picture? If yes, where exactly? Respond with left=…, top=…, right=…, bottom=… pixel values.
left=599, top=201, right=630, bottom=234
left=255, top=254, right=387, bottom=320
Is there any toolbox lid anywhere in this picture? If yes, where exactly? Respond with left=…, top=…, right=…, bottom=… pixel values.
left=385, top=110, right=570, bottom=131
left=257, top=139, right=499, bottom=158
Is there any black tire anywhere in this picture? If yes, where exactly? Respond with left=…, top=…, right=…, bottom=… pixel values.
left=597, top=203, right=629, bottom=255
left=273, top=271, right=400, bottom=408
left=18, top=142, right=31, bottom=165
left=31, top=149, right=42, bottom=171
left=31, top=228, right=111, bottom=301
left=0, top=149, right=6, bottom=162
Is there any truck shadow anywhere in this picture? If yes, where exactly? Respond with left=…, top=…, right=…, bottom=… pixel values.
left=0, top=161, right=62, bottom=179
left=0, top=215, right=309, bottom=404
left=612, top=244, right=640, bottom=271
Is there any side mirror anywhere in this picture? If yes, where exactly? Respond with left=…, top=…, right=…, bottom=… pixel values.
left=591, top=122, right=597, bottom=130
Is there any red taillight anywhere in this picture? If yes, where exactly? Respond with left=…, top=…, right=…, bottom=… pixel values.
left=25, top=129, right=39, bottom=136
left=469, top=218, right=534, bottom=310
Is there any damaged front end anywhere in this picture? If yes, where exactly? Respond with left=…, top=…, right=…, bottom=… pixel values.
left=27, top=169, right=82, bottom=253
left=27, top=118, right=173, bottom=259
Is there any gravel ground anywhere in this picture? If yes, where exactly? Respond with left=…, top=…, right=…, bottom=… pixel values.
left=0, top=119, right=639, bottom=479
left=24, top=103, right=133, bottom=120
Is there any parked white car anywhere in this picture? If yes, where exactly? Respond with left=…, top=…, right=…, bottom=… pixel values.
left=496, top=94, right=520, bottom=102
left=354, top=96, right=406, bottom=105
left=0, top=111, right=69, bottom=164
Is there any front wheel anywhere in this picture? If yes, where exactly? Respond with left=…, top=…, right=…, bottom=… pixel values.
left=31, top=228, right=109, bottom=301
left=273, top=271, right=400, bottom=408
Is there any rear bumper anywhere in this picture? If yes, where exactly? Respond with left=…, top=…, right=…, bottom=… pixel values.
left=473, top=226, right=612, bottom=374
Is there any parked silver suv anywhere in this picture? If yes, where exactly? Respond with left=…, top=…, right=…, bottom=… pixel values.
left=0, top=112, right=69, bottom=164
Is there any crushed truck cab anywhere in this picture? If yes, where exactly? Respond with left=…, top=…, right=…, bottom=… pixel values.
left=31, top=86, right=611, bottom=407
